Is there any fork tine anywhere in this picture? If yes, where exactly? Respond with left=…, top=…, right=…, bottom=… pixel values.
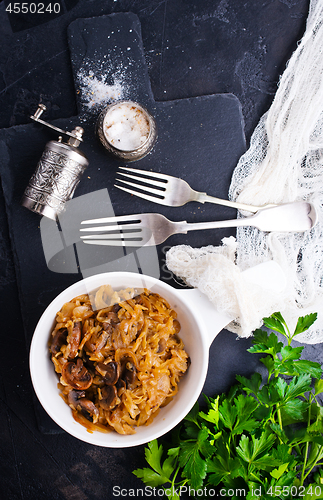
left=115, top=177, right=166, bottom=196
left=118, top=166, right=170, bottom=182
left=80, top=226, right=154, bottom=247
left=80, top=214, right=141, bottom=226
left=114, top=183, right=170, bottom=206
left=81, top=231, right=143, bottom=240
left=80, top=223, right=141, bottom=233
left=117, top=171, right=167, bottom=189
left=83, top=240, right=148, bottom=247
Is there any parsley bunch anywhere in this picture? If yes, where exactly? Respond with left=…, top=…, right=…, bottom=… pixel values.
left=133, top=312, right=323, bottom=499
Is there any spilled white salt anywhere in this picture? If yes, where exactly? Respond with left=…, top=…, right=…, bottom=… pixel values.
left=77, top=69, right=125, bottom=110
left=103, top=103, right=150, bottom=151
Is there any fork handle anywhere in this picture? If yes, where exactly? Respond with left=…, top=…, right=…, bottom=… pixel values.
left=176, top=215, right=256, bottom=234
left=195, top=191, right=269, bottom=213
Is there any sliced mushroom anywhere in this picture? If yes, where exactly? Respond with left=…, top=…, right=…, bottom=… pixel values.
left=116, top=378, right=126, bottom=391
left=102, top=322, right=113, bottom=333
left=157, top=338, right=166, bottom=354
left=77, top=399, right=99, bottom=423
left=67, top=389, right=86, bottom=410
left=173, top=319, right=181, bottom=334
left=112, top=303, right=121, bottom=313
left=50, top=328, right=67, bottom=355
left=102, top=310, right=119, bottom=329
left=85, top=329, right=109, bottom=354
left=124, top=361, right=137, bottom=388
left=65, top=321, right=82, bottom=359
left=67, top=389, right=99, bottom=422
left=81, top=351, right=95, bottom=371
left=99, top=385, right=118, bottom=410
left=96, top=361, right=120, bottom=385
left=109, top=309, right=120, bottom=322
left=62, top=358, right=92, bottom=390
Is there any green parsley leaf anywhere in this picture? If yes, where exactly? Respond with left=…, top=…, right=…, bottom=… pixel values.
left=233, top=418, right=260, bottom=436
left=133, top=467, right=168, bottom=487
left=253, top=405, right=271, bottom=422
left=184, top=421, right=200, bottom=439
left=307, top=414, right=323, bottom=434
left=248, top=332, right=283, bottom=356
left=269, top=422, right=289, bottom=444
left=199, top=395, right=220, bottom=426
left=281, top=398, right=308, bottom=420
left=272, top=469, right=298, bottom=487
left=134, top=311, right=322, bottom=500
left=263, top=315, right=286, bottom=336
left=231, top=394, right=260, bottom=435
left=251, top=454, right=281, bottom=471
left=237, top=431, right=276, bottom=465
left=272, top=443, right=297, bottom=467
left=235, top=394, right=259, bottom=416
left=273, top=358, right=322, bottom=378
left=162, top=454, right=178, bottom=479
left=236, top=434, right=252, bottom=462
left=251, top=431, right=277, bottom=460
left=270, top=462, right=289, bottom=479
left=219, top=398, right=238, bottom=430
left=259, top=355, right=275, bottom=374
left=252, top=328, right=269, bottom=342
left=257, top=383, right=280, bottom=406
left=273, top=376, right=288, bottom=399
left=280, top=345, right=303, bottom=362
left=284, top=373, right=312, bottom=401
left=179, top=427, right=211, bottom=489
left=306, top=441, right=323, bottom=470
left=271, top=311, right=288, bottom=325
left=207, top=456, right=242, bottom=486
left=145, top=439, right=164, bottom=474
left=293, top=313, right=317, bottom=337
left=236, top=373, right=262, bottom=395
left=315, top=378, right=323, bottom=396
left=184, top=401, right=200, bottom=427
left=133, top=439, right=178, bottom=487
left=293, top=359, right=322, bottom=379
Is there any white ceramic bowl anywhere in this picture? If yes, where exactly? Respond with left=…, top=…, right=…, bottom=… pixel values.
left=29, top=263, right=284, bottom=447
left=29, top=271, right=222, bottom=448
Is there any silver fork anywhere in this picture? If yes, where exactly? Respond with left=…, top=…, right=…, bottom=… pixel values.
left=114, top=167, right=274, bottom=213
left=80, top=202, right=317, bottom=247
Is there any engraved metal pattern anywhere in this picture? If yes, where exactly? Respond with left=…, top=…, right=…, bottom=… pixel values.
left=22, top=142, right=88, bottom=218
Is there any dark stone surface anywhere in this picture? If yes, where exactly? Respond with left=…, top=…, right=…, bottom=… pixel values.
left=0, top=0, right=309, bottom=140
left=0, top=11, right=247, bottom=433
left=0, top=93, right=246, bottom=335
left=0, top=2, right=316, bottom=499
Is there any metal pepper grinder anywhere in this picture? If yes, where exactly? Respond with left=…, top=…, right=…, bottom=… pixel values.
left=21, top=104, right=89, bottom=220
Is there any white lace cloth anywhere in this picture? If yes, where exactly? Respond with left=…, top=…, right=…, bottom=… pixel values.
left=166, top=0, right=323, bottom=342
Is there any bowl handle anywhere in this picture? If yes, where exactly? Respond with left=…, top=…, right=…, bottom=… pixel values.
left=178, top=260, right=286, bottom=347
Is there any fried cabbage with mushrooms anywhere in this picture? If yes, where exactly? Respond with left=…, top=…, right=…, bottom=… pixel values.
left=49, top=285, right=190, bottom=435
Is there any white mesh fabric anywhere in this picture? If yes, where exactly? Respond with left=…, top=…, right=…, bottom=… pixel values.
left=166, top=0, right=323, bottom=342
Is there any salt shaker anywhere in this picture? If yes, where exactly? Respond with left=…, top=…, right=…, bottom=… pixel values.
left=21, top=104, right=89, bottom=221
left=96, top=100, right=157, bottom=161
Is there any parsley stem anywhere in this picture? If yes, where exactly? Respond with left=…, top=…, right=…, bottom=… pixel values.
left=171, top=466, right=180, bottom=485
left=277, top=406, right=283, bottom=430
left=300, top=396, right=312, bottom=486
left=281, top=319, right=292, bottom=344
left=303, top=445, right=323, bottom=482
